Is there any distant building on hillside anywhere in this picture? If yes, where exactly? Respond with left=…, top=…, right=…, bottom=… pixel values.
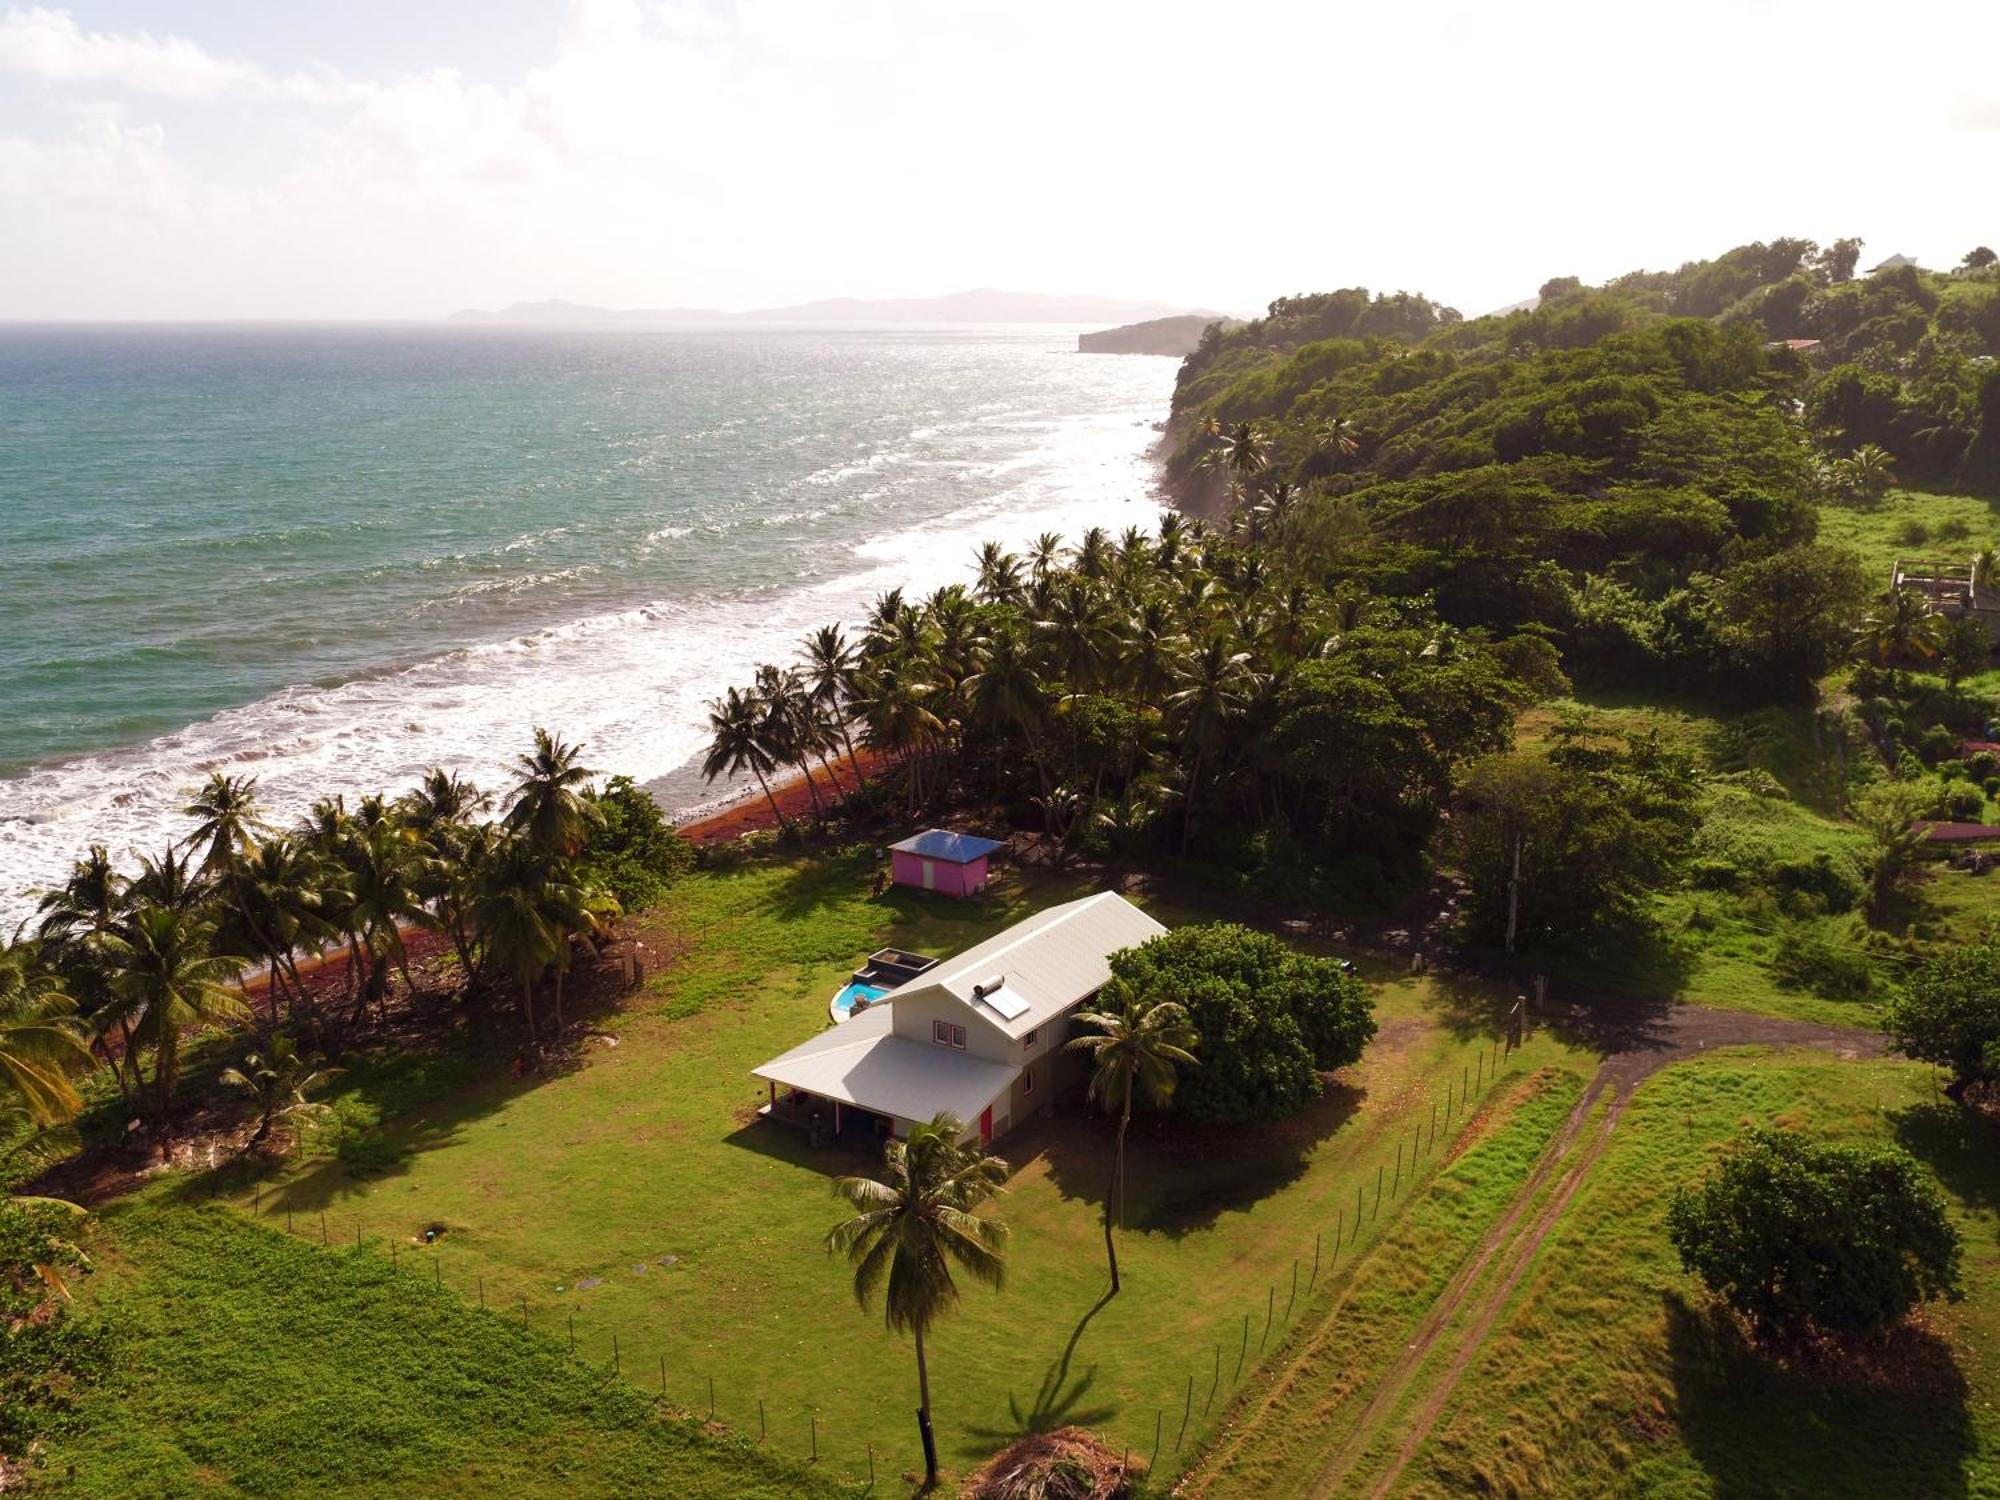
left=1891, top=557, right=2000, bottom=634
left=1764, top=338, right=1823, bottom=353
left=1869, top=253, right=1921, bottom=274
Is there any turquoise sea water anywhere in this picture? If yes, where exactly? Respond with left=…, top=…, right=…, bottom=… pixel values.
left=0, top=325, right=1174, bottom=924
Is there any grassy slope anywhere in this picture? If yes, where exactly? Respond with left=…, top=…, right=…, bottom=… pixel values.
left=1397, top=1048, right=2000, bottom=1499
left=1816, top=488, right=2000, bottom=579
left=97, top=855, right=1589, bottom=1493
left=1187, top=1065, right=1593, bottom=1497
left=48, top=1198, right=848, bottom=1499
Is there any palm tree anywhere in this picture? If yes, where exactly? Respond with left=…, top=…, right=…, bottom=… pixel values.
left=1197, top=418, right=1270, bottom=493
left=1855, top=589, right=1948, bottom=667
left=472, top=839, right=564, bottom=1044
left=1168, top=631, right=1256, bottom=850
left=506, top=729, right=602, bottom=856
left=973, top=542, right=1025, bottom=607
left=0, top=945, right=94, bottom=1126
left=101, top=906, right=246, bottom=1128
left=1841, top=443, right=1897, bottom=504
left=1065, top=980, right=1196, bottom=1292
left=220, top=1035, right=339, bottom=1148
left=702, top=685, right=793, bottom=833
left=183, top=772, right=265, bottom=873
left=799, top=625, right=867, bottom=781
left=826, top=1115, right=1009, bottom=1485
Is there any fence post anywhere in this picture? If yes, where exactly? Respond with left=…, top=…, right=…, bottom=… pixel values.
left=613, top=1332, right=620, bottom=1376
left=1287, top=1260, right=1297, bottom=1321
left=1477, top=1050, right=1484, bottom=1090
left=1374, top=1164, right=1383, bottom=1219
left=434, top=1258, right=441, bottom=1291
left=391, top=1243, right=398, bottom=1274
left=1151, top=1409, right=1162, bottom=1473
left=1310, top=1232, right=1320, bottom=1294
left=868, top=1443, right=875, bottom=1486
left=1336, top=1207, right=1343, bottom=1255
left=811, top=1412, right=818, bottom=1462
left=1260, top=1284, right=1273, bottom=1350
left=521, top=1294, right=528, bottom=1329
left=759, top=1399, right=766, bottom=1440
left=478, top=1276, right=485, bottom=1309
left=321, top=1210, right=328, bottom=1245
left=1177, top=1374, right=1192, bottom=1450
left=1236, top=1312, right=1248, bottom=1379
left=661, top=1354, right=667, bottom=1397
left=709, top=1376, right=715, bottom=1421
left=1394, top=1141, right=1402, bottom=1195
left=1207, top=1344, right=1220, bottom=1414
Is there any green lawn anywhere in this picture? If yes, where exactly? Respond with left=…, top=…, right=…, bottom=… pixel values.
left=59, top=854, right=1590, bottom=1494
left=1817, top=487, right=2000, bottom=580
left=1398, top=1047, right=2000, bottom=1498
left=44, top=1200, right=849, bottom=1499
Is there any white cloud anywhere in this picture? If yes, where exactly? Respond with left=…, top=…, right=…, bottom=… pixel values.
left=0, top=5, right=260, bottom=98
left=0, top=0, right=1997, bottom=319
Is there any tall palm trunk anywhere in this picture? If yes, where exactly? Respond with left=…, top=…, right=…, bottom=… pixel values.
left=751, top=766, right=793, bottom=834
left=520, top=974, right=538, bottom=1044
left=1181, top=745, right=1207, bottom=853
left=552, top=964, right=566, bottom=1037
left=913, top=1322, right=939, bottom=1484
left=1106, top=1080, right=1131, bottom=1294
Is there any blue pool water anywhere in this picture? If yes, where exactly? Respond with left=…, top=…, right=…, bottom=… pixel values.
left=831, top=982, right=891, bottom=1020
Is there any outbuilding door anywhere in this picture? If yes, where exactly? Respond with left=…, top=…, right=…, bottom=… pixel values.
left=922, top=858, right=936, bottom=891
left=979, top=1106, right=993, bottom=1145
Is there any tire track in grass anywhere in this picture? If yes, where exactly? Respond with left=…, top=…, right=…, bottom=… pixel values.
left=1302, top=1071, right=1618, bottom=1498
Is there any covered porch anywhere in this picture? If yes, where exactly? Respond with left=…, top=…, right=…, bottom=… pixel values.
left=752, top=1004, right=1019, bottom=1147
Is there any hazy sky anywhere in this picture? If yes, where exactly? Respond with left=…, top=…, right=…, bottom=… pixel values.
left=2, top=0, right=1996, bottom=320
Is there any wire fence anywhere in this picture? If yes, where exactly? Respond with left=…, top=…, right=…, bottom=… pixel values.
left=224, top=1029, right=1531, bottom=1493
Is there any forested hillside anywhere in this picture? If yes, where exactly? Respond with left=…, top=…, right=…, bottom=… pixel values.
left=1167, top=240, right=2000, bottom=706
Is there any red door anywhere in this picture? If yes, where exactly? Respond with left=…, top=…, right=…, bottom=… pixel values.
left=979, top=1106, right=993, bottom=1145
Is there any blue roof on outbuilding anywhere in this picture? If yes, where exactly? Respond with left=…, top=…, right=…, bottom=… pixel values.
left=889, top=829, right=1005, bottom=863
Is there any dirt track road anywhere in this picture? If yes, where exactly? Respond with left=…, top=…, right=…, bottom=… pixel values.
left=1187, top=1002, right=1885, bottom=1499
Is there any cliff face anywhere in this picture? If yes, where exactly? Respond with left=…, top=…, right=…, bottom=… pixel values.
left=1078, top=314, right=1226, bottom=356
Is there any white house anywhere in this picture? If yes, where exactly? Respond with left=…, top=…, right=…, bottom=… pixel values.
left=752, top=892, right=1167, bottom=1147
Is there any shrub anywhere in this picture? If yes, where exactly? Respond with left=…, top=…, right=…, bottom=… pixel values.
left=1894, top=517, right=1931, bottom=546
left=1887, top=938, right=2000, bottom=1095
left=1770, top=921, right=1873, bottom=998
left=1668, top=1129, right=1961, bottom=1338
left=1937, top=784, right=1987, bottom=822
left=1768, top=852, right=1864, bottom=914
left=0, top=1199, right=108, bottom=1456
left=1108, top=924, right=1375, bottom=1124
left=577, top=776, right=697, bottom=911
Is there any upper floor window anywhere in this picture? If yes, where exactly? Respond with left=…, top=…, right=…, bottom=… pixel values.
left=932, top=1018, right=966, bottom=1050
left=1022, top=1028, right=1039, bottom=1049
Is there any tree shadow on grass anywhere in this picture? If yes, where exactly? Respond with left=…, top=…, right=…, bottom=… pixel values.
left=1028, top=1080, right=1365, bottom=1240
left=1889, top=1100, right=2000, bottom=1216
left=1663, top=1292, right=1973, bottom=1500
left=962, top=1289, right=1120, bottom=1456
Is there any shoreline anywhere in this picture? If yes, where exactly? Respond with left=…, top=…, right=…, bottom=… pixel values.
left=668, top=748, right=896, bottom=844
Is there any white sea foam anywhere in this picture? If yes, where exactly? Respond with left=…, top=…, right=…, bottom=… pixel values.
left=0, top=405, right=1167, bottom=928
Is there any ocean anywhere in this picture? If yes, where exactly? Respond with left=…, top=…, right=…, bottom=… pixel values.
left=0, top=324, right=1176, bottom=928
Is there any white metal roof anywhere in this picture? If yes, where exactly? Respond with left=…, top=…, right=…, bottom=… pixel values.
left=752, top=1004, right=1019, bottom=1125
left=886, top=891, right=1166, bottom=1040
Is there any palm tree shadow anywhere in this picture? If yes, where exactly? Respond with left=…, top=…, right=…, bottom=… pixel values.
left=962, top=1289, right=1119, bottom=1449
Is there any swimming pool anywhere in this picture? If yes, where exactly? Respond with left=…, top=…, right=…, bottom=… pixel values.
left=830, top=981, right=891, bottom=1022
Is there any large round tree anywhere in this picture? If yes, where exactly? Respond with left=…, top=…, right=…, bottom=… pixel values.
left=1107, top=924, right=1373, bottom=1124
left=1667, top=1128, right=1961, bottom=1339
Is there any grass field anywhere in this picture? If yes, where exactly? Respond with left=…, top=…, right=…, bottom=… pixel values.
left=1817, top=487, right=2000, bottom=578
left=1398, top=1047, right=2000, bottom=1498
left=48, top=854, right=1591, bottom=1494
left=44, top=1200, right=849, bottom=1499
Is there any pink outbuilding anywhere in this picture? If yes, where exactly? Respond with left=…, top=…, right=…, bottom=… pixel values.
left=888, top=829, right=1005, bottom=897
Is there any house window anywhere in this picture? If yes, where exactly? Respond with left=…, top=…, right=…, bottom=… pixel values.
left=1022, top=1028, right=1039, bottom=1050
left=932, top=1019, right=966, bottom=1050
left=1022, top=1065, right=1035, bottom=1094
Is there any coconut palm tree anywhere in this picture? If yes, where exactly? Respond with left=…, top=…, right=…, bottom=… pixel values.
left=183, top=772, right=265, bottom=873
left=472, top=839, right=565, bottom=1044
left=1065, top=979, right=1197, bottom=1292
left=220, top=1034, right=339, bottom=1148
left=506, top=729, right=602, bottom=856
left=1168, top=632, right=1256, bottom=850
left=1854, top=589, right=1948, bottom=667
left=826, top=1115, right=1009, bottom=1485
left=973, top=542, right=1025, bottom=607
left=799, top=625, right=867, bottom=780
left=1027, top=531, right=1065, bottom=581
left=702, top=685, right=793, bottom=834
left=0, top=944, right=94, bottom=1126
left=101, top=905, right=246, bottom=1128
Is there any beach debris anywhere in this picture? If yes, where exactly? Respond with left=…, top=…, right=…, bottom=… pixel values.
left=657, top=1254, right=678, bottom=1268
left=575, top=1276, right=604, bottom=1290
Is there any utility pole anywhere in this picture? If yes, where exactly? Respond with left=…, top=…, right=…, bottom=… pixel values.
left=1504, top=828, right=1524, bottom=956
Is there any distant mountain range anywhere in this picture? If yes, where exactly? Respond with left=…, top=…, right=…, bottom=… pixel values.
left=447, top=289, right=1224, bottom=327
